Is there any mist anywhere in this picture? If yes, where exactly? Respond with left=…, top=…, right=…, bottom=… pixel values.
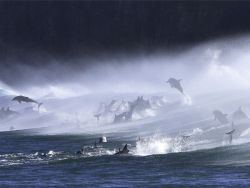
left=1, top=35, right=250, bottom=155
left=1, top=35, right=250, bottom=98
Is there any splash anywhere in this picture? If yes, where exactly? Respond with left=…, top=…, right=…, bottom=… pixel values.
left=132, top=135, right=191, bottom=156
left=182, top=93, right=192, bottom=105
left=191, top=128, right=203, bottom=135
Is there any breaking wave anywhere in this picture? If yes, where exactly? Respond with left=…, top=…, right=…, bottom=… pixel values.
left=1, top=36, right=250, bottom=167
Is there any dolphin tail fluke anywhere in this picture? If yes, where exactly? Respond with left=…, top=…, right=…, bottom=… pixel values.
left=182, top=92, right=187, bottom=97
left=38, top=103, right=43, bottom=110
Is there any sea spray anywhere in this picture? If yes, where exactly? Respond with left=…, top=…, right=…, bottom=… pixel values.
left=182, top=93, right=193, bottom=105
left=132, top=135, right=191, bottom=156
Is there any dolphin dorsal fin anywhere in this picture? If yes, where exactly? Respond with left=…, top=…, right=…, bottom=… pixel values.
left=123, top=144, right=128, bottom=151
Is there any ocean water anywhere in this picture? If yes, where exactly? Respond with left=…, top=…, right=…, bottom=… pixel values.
left=1, top=89, right=250, bottom=187
left=1, top=129, right=250, bottom=187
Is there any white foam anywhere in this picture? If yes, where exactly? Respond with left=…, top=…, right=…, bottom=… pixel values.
left=191, top=128, right=203, bottom=135
left=182, top=93, right=193, bottom=105
left=132, top=135, right=190, bottom=156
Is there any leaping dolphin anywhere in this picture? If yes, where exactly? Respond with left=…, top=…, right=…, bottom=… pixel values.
left=232, top=106, right=248, bottom=120
left=213, top=110, right=229, bottom=124
left=12, top=95, right=43, bottom=110
left=225, top=129, right=235, bottom=135
left=166, top=77, right=184, bottom=94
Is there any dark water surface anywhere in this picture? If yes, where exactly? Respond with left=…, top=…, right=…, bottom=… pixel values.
left=1, top=130, right=250, bottom=187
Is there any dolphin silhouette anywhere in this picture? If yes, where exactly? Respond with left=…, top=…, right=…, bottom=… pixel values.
left=225, top=122, right=236, bottom=144
left=115, top=144, right=129, bottom=155
left=94, top=113, right=102, bottom=122
left=166, top=77, right=184, bottom=94
left=225, top=129, right=235, bottom=135
left=213, top=110, right=228, bottom=124
left=232, top=106, right=248, bottom=120
left=12, top=95, right=43, bottom=110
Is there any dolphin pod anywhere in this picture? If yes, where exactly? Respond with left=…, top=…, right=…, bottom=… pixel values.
left=113, top=96, right=151, bottom=123
left=8, top=79, right=247, bottom=153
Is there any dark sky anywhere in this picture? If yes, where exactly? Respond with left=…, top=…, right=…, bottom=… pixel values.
left=0, top=1, right=250, bottom=60
left=0, top=1, right=250, bottom=88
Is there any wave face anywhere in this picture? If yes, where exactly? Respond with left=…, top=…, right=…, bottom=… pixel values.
left=1, top=132, right=250, bottom=187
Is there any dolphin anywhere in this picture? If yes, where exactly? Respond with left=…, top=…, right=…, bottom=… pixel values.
left=113, top=112, right=127, bottom=123
left=0, top=107, right=18, bottom=119
left=166, top=77, right=184, bottom=94
left=94, top=113, right=102, bottom=122
left=12, top=95, right=43, bottom=110
left=181, top=135, right=191, bottom=140
left=105, top=100, right=117, bottom=113
left=225, top=129, right=235, bottom=135
left=76, top=148, right=84, bottom=155
left=213, top=110, right=229, bottom=124
left=115, top=144, right=129, bottom=155
left=232, top=106, right=248, bottom=120
left=225, top=122, right=236, bottom=144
